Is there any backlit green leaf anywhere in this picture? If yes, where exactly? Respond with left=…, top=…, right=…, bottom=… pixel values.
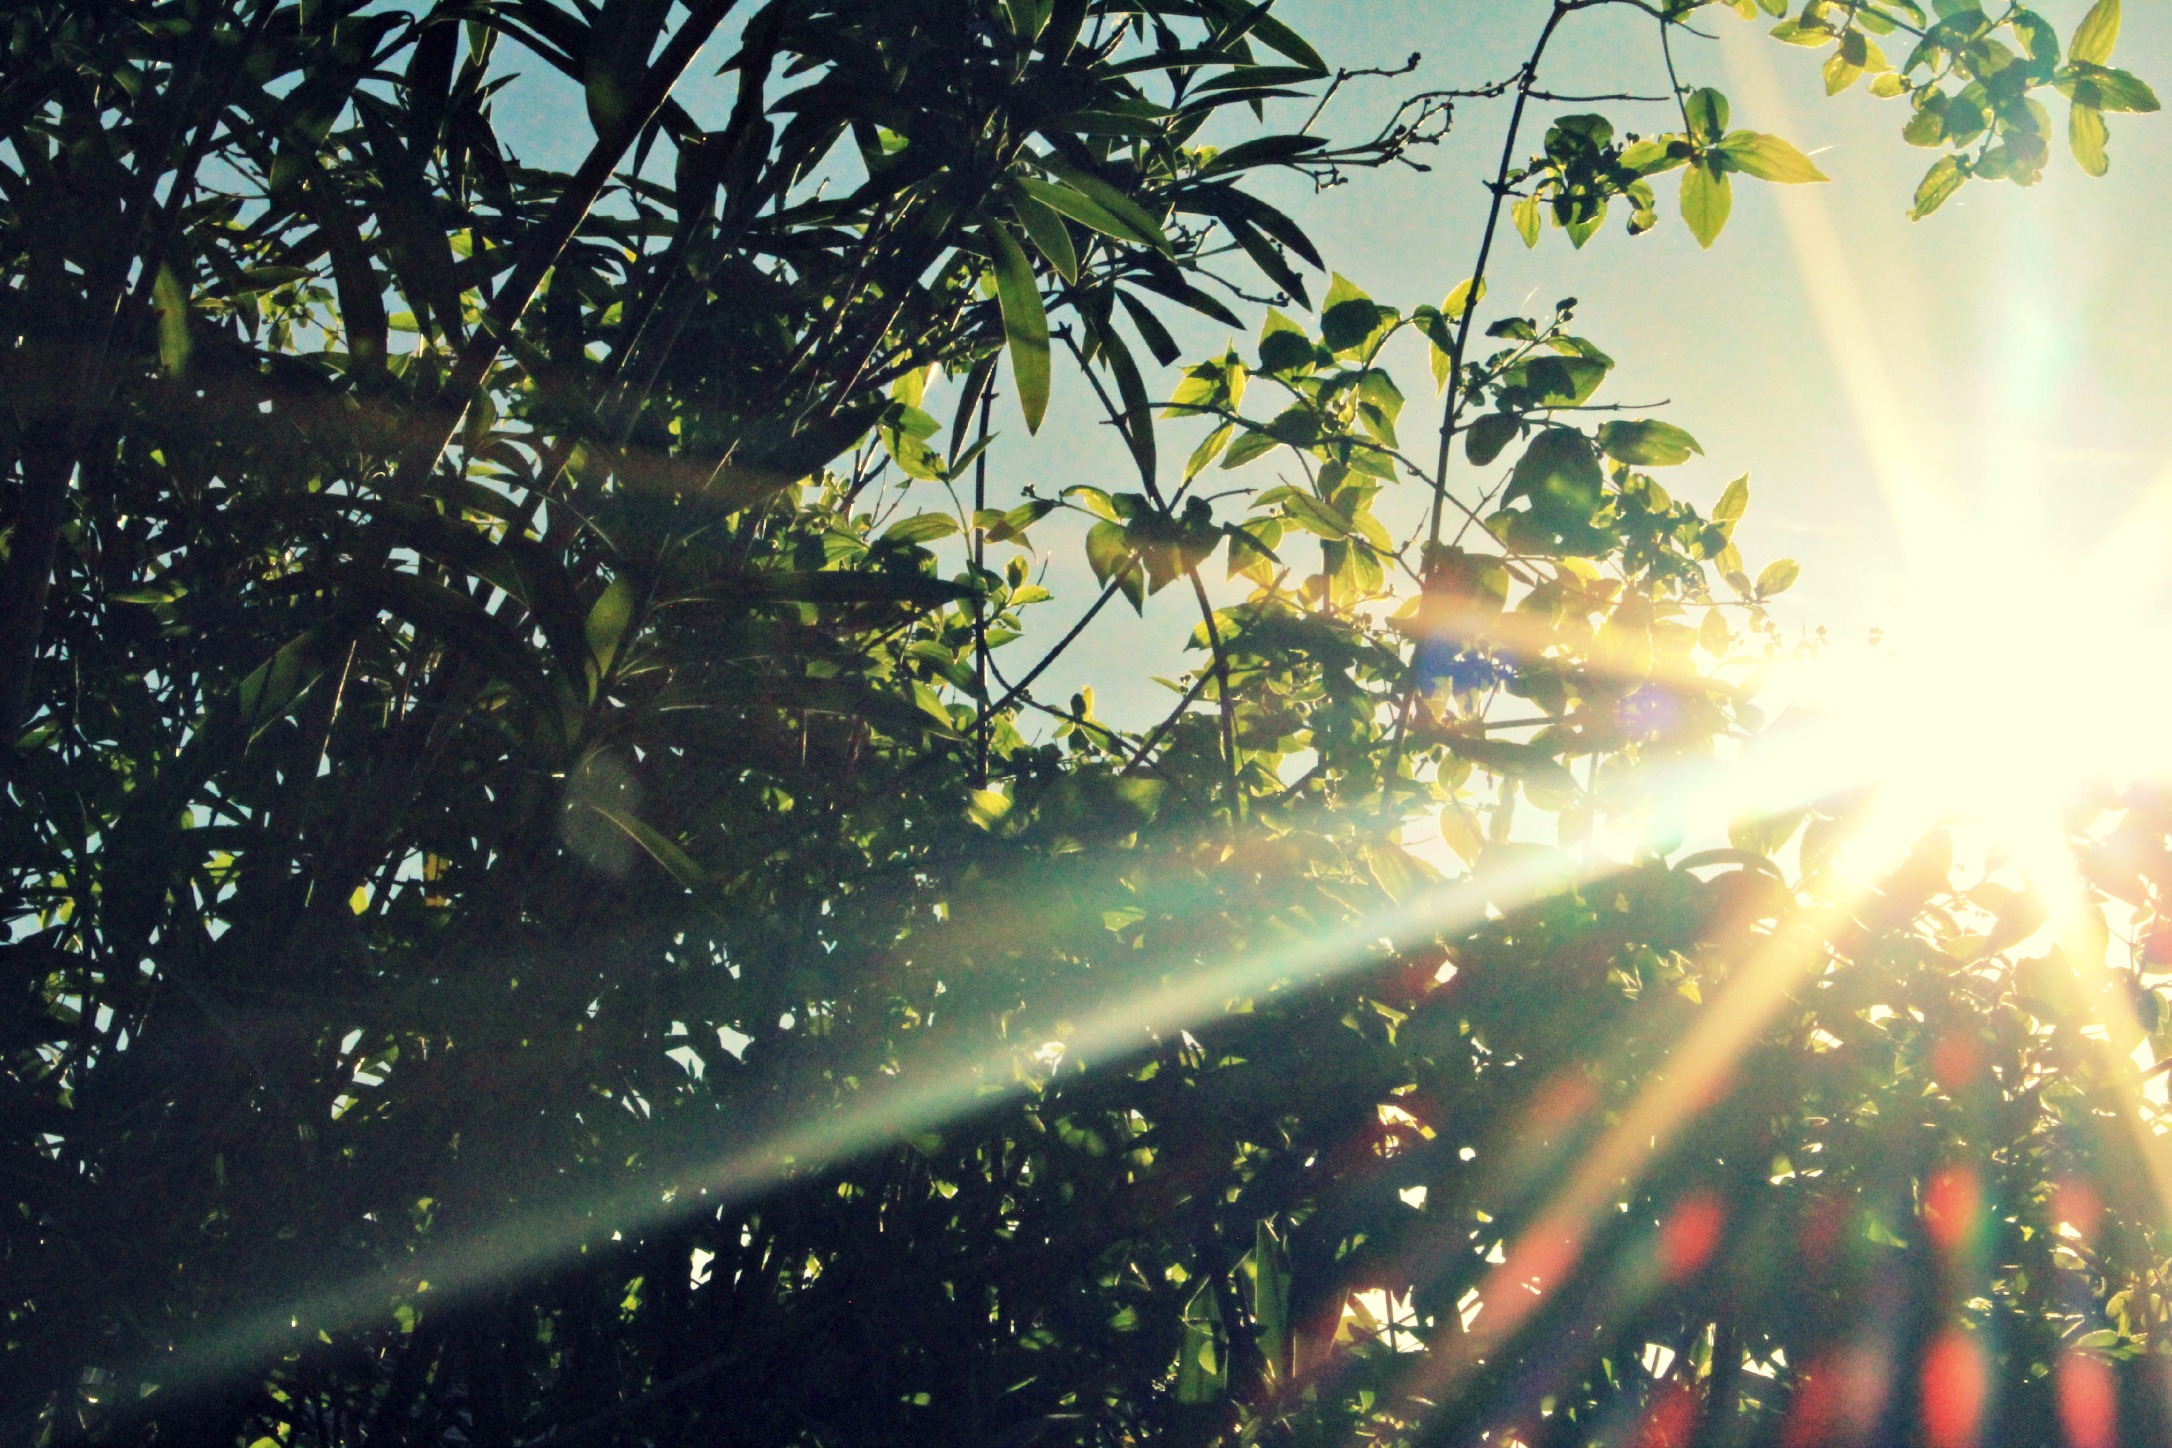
left=2072, top=0, right=2119, bottom=65
left=987, top=223, right=1051, bottom=433
left=1681, top=160, right=1732, bottom=248
left=1717, top=131, right=1830, bottom=183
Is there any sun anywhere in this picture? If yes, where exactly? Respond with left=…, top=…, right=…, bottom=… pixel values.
left=1766, top=501, right=2172, bottom=891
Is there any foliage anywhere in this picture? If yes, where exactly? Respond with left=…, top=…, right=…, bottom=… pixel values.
left=0, top=0, right=2161, bottom=1445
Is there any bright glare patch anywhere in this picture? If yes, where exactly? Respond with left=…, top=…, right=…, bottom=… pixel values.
left=1768, top=512, right=2172, bottom=885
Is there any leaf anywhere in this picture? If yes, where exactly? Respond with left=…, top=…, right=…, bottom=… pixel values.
left=2067, top=64, right=2161, bottom=114
left=235, top=629, right=331, bottom=742
left=1685, top=87, right=1731, bottom=142
left=1713, top=474, right=1750, bottom=528
left=153, top=264, right=192, bottom=375
left=1064, top=485, right=1120, bottom=521
left=1248, top=1223, right=1292, bottom=1383
left=1465, top=413, right=1522, bottom=468
left=1257, top=308, right=1316, bottom=374
left=1319, top=273, right=1384, bottom=354
left=1011, top=189, right=1078, bottom=282
left=1716, top=131, right=1829, bottom=183
left=1443, top=276, right=1485, bottom=320
left=1598, top=419, right=1704, bottom=466
left=988, top=223, right=1051, bottom=433
left=586, top=802, right=706, bottom=888
left=1681, top=160, right=1733, bottom=248
left=881, top=512, right=963, bottom=545
left=1755, top=558, right=1801, bottom=596
left=1116, top=290, right=1181, bottom=366
left=1226, top=518, right=1282, bottom=584
left=1824, top=47, right=1862, bottom=94
left=1027, top=162, right=1171, bottom=250
left=1507, top=429, right=1604, bottom=526
left=1187, top=423, right=1234, bottom=479
left=585, top=575, right=638, bottom=678
left=1439, top=803, right=1486, bottom=864
left=1085, top=520, right=1133, bottom=586
left=1513, top=193, right=1542, bottom=247
left=2070, top=101, right=2110, bottom=174
left=1198, top=133, right=1329, bottom=175
left=2072, top=0, right=2119, bottom=65
left=1911, top=155, right=1967, bottom=218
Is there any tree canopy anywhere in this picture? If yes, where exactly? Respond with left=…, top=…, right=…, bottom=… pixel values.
left=2, top=0, right=2166, bottom=1445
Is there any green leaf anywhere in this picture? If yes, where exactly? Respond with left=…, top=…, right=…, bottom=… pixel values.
left=1713, top=474, right=1750, bottom=528
left=2067, top=63, right=2161, bottom=113
left=1010, top=190, right=1078, bottom=282
left=236, top=629, right=331, bottom=742
left=1248, top=1223, right=1292, bottom=1383
left=585, top=575, right=638, bottom=677
left=1186, top=423, right=1233, bottom=479
left=1257, top=308, right=1316, bottom=374
left=1717, top=131, right=1830, bottom=183
left=1175, top=1282, right=1229, bottom=1403
left=1824, top=47, right=1863, bottom=94
left=1513, top=193, right=1542, bottom=247
left=987, top=223, right=1051, bottom=433
left=1226, top=518, right=1282, bottom=584
left=2072, top=0, right=2119, bottom=65
left=2070, top=101, right=2110, bottom=174
left=1685, top=87, right=1731, bottom=142
left=1507, top=428, right=1604, bottom=526
left=1085, top=520, right=1133, bottom=586
left=881, top=512, right=963, bottom=545
left=1465, top=413, right=1522, bottom=468
left=1911, top=154, right=1967, bottom=217
left=1598, top=419, right=1704, bottom=466
left=1065, top=485, right=1120, bottom=521
left=585, top=802, right=705, bottom=888
left=1755, top=558, right=1801, bottom=596
left=1443, top=276, right=1485, bottom=320
left=153, top=264, right=192, bottom=376
left=1221, top=428, right=1280, bottom=470
left=1320, top=273, right=1385, bottom=355
left=1681, top=160, right=1733, bottom=247
left=1028, top=162, right=1172, bottom=250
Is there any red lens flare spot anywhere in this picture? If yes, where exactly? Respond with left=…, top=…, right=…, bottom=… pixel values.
left=1930, top=1032, right=1985, bottom=1092
left=1660, top=1191, right=1726, bottom=1283
left=1783, top=1346, right=1890, bottom=1448
left=2057, top=1352, right=2117, bottom=1448
left=1635, top=1381, right=1701, bottom=1448
left=1800, top=1195, right=1852, bottom=1275
left=1922, top=1167, right=1982, bottom=1259
left=1920, top=1330, right=1990, bottom=1448
left=2056, top=1178, right=2104, bottom=1242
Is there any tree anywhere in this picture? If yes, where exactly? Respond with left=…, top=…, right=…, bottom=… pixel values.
left=0, top=0, right=2161, bottom=1444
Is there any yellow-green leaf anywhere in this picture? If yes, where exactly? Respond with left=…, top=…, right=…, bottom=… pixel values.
left=1443, top=275, right=1485, bottom=320
left=1755, top=557, right=1800, bottom=597
left=1717, top=131, right=1830, bottom=183
left=153, top=264, right=192, bottom=375
left=1911, top=155, right=1966, bottom=218
left=987, top=223, right=1050, bottom=433
left=2072, top=0, right=2120, bottom=66
left=2070, top=101, right=2110, bottom=175
left=1681, top=160, right=1732, bottom=248
left=1713, top=474, right=1750, bottom=528
left=1513, top=193, right=1541, bottom=248
left=1010, top=190, right=1078, bottom=282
